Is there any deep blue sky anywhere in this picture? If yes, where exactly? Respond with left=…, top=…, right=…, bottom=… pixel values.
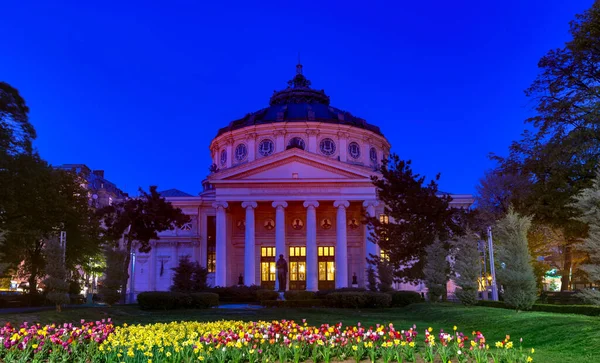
left=1, top=1, right=593, bottom=196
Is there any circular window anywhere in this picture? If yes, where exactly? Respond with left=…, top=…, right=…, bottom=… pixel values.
left=288, top=137, right=306, bottom=150
left=235, top=144, right=247, bottom=162
left=319, top=138, right=336, bottom=156
left=348, top=142, right=361, bottom=159
left=220, top=149, right=227, bottom=166
left=258, top=139, right=274, bottom=156
left=369, top=147, right=378, bottom=162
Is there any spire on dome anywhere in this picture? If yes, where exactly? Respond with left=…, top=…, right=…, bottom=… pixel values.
left=269, top=61, right=330, bottom=105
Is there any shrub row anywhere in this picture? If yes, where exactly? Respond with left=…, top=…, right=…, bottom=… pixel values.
left=477, top=300, right=600, bottom=316
left=203, top=286, right=262, bottom=303
left=284, top=291, right=316, bottom=300
left=326, top=292, right=392, bottom=309
left=261, top=299, right=325, bottom=308
left=137, top=292, right=219, bottom=310
left=387, top=291, right=423, bottom=307
left=256, top=289, right=280, bottom=302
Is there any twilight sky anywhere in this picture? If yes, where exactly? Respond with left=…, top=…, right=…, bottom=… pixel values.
left=1, top=0, right=593, bottom=196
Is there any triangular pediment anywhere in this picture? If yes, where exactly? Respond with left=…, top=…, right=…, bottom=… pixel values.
left=209, top=148, right=375, bottom=182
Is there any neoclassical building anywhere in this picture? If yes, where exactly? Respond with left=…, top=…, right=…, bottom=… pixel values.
left=129, top=64, right=473, bottom=294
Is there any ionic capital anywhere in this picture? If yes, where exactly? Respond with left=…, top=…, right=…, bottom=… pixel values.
left=303, top=200, right=320, bottom=209
left=362, top=200, right=379, bottom=208
left=272, top=201, right=288, bottom=209
left=212, top=201, right=229, bottom=210
left=241, top=201, right=258, bottom=210
left=333, top=200, right=350, bottom=209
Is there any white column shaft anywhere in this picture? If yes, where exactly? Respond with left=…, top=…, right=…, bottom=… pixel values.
left=304, top=201, right=319, bottom=291
left=150, top=244, right=157, bottom=291
left=243, top=202, right=257, bottom=286
left=334, top=201, right=349, bottom=288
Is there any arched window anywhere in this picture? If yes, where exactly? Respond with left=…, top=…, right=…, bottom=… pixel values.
left=288, top=137, right=306, bottom=150
left=369, top=147, right=378, bottom=162
left=258, top=139, right=274, bottom=156
left=220, top=149, right=227, bottom=166
left=235, top=143, right=247, bottom=162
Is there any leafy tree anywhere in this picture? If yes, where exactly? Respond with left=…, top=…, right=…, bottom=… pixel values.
left=475, top=170, right=530, bottom=226
left=42, top=238, right=70, bottom=312
left=0, top=82, right=35, bottom=157
left=572, top=170, right=600, bottom=304
left=423, top=239, right=449, bottom=302
left=495, top=209, right=537, bottom=310
left=366, top=266, right=377, bottom=292
left=0, top=155, right=102, bottom=297
left=494, top=2, right=600, bottom=290
left=452, top=233, right=481, bottom=306
left=367, top=154, right=462, bottom=283
left=191, top=263, right=208, bottom=292
left=98, top=186, right=189, bottom=303
left=99, top=248, right=126, bottom=306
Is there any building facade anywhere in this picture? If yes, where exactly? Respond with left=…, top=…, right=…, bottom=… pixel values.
left=130, top=64, right=473, bottom=294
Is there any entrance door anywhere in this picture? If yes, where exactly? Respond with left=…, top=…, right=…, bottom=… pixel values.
left=260, top=247, right=276, bottom=290
left=318, top=246, right=335, bottom=290
left=289, top=246, right=306, bottom=290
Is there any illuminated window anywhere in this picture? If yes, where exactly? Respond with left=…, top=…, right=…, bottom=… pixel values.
left=379, top=214, right=389, bottom=224
left=261, top=247, right=276, bottom=284
left=380, top=249, right=389, bottom=261
left=289, top=246, right=306, bottom=257
left=318, top=246, right=335, bottom=283
left=318, top=246, right=335, bottom=257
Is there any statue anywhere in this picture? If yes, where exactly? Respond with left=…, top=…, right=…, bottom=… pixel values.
left=276, top=254, right=288, bottom=292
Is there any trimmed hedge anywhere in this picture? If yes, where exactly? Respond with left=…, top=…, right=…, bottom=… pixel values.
left=256, top=289, right=280, bottom=302
left=314, top=287, right=366, bottom=300
left=262, top=299, right=325, bottom=308
left=284, top=291, right=316, bottom=300
left=477, top=300, right=600, bottom=316
left=137, top=292, right=218, bottom=310
left=326, top=292, right=391, bottom=309
left=203, top=286, right=262, bottom=303
left=387, top=291, right=423, bottom=307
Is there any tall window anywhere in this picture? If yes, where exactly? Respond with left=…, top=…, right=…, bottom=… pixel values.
left=380, top=249, right=389, bottom=261
left=206, top=216, right=216, bottom=273
left=318, top=246, right=335, bottom=290
left=379, top=214, right=389, bottom=224
left=261, top=247, right=276, bottom=289
left=289, top=246, right=306, bottom=290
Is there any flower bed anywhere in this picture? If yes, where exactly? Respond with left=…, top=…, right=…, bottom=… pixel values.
left=0, top=319, right=535, bottom=362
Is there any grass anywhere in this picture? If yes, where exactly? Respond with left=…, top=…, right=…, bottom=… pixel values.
left=1, top=303, right=598, bottom=363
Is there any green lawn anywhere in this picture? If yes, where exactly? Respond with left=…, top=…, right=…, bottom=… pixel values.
left=1, top=303, right=598, bottom=363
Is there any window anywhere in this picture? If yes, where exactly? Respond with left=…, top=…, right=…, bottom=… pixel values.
left=369, top=147, right=378, bottom=162
left=207, top=216, right=216, bottom=273
left=290, top=246, right=306, bottom=257
left=259, top=139, right=274, bottom=156
left=235, top=143, right=247, bottom=162
left=288, top=137, right=306, bottom=150
left=318, top=246, right=335, bottom=287
left=319, top=138, right=336, bottom=156
left=180, top=222, right=192, bottom=231
left=261, top=247, right=276, bottom=288
left=289, top=246, right=306, bottom=290
left=379, top=214, right=389, bottom=224
left=220, top=149, right=227, bottom=166
left=348, top=142, right=361, bottom=159
left=381, top=249, right=389, bottom=261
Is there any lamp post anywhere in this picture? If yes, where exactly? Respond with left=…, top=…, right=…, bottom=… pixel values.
left=487, top=226, right=499, bottom=301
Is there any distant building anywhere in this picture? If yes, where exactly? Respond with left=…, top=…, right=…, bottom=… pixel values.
left=55, top=164, right=128, bottom=207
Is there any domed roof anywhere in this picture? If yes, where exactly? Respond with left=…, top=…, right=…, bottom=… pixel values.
left=216, top=64, right=383, bottom=137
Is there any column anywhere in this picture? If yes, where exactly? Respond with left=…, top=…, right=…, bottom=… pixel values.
left=199, top=212, right=208, bottom=267
left=304, top=200, right=319, bottom=291
left=272, top=201, right=288, bottom=291
left=247, top=133, right=257, bottom=162
left=150, top=241, right=157, bottom=291
left=225, top=139, right=233, bottom=168
left=242, top=201, right=258, bottom=286
left=213, top=201, right=229, bottom=287
left=363, top=200, right=379, bottom=286
left=334, top=200, right=349, bottom=288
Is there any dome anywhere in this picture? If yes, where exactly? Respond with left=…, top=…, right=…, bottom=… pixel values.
left=216, top=64, right=383, bottom=137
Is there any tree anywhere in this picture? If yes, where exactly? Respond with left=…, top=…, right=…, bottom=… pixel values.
left=452, top=233, right=481, bottom=306
left=494, top=2, right=600, bottom=290
left=475, top=170, right=531, bottom=226
left=0, top=155, right=102, bottom=297
left=0, top=82, right=35, bottom=157
left=367, top=154, right=462, bottom=283
left=572, top=170, right=600, bottom=304
left=99, top=248, right=126, bottom=306
left=99, top=186, right=189, bottom=303
left=42, top=238, right=70, bottom=312
left=171, top=256, right=208, bottom=293
left=366, top=266, right=377, bottom=292
left=423, top=239, right=449, bottom=302
left=377, top=259, right=394, bottom=292
left=494, top=209, right=537, bottom=310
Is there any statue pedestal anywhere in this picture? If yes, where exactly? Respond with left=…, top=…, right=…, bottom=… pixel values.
left=277, top=292, right=285, bottom=301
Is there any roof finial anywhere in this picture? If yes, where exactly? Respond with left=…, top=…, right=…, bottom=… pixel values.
left=296, top=52, right=303, bottom=75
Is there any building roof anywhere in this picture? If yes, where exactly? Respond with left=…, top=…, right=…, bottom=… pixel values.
left=158, top=188, right=194, bottom=197
left=216, top=64, right=383, bottom=137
